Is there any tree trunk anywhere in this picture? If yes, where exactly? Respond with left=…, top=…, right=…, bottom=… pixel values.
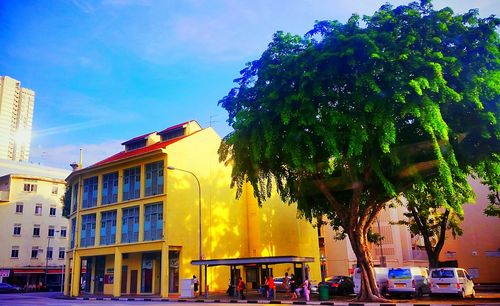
left=348, top=229, right=388, bottom=302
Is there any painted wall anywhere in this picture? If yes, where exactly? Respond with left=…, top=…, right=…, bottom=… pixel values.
left=66, top=124, right=321, bottom=296
left=0, top=175, right=68, bottom=269
left=439, top=179, right=500, bottom=283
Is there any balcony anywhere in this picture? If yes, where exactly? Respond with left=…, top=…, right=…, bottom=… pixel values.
left=0, top=190, right=9, bottom=202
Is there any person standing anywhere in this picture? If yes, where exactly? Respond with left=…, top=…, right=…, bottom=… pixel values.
left=193, top=275, right=199, bottom=297
left=283, top=272, right=291, bottom=296
left=290, top=274, right=298, bottom=299
left=237, top=277, right=246, bottom=300
left=301, top=276, right=310, bottom=302
left=268, top=275, right=276, bottom=299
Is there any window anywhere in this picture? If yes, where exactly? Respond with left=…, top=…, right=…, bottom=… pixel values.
left=145, top=161, right=164, bottom=196
left=71, top=183, right=79, bottom=212
left=82, top=177, right=98, bottom=208
left=24, top=183, right=37, bottom=192
left=31, top=247, right=39, bottom=259
left=33, top=225, right=40, bottom=237
left=15, top=202, right=23, bottom=214
left=52, top=185, right=58, bottom=195
left=11, top=247, right=19, bottom=258
left=100, top=210, right=117, bottom=245
left=48, top=226, right=55, bottom=237
left=121, top=206, right=139, bottom=243
left=13, top=224, right=21, bottom=236
left=144, top=202, right=163, bottom=241
left=46, top=247, right=53, bottom=260
left=60, top=226, right=67, bottom=238
left=70, top=218, right=76, bottom=249
left=123, top=166, right=141, bottom=201
left=58, top=247, right=65, bottom=259
left=49, top=207, right=56, bottom=216
left=102, top=172, right=118, bottom=205
left=80, top=214, right=96, bottom=247
left=35, top=203, right=42, bottom=215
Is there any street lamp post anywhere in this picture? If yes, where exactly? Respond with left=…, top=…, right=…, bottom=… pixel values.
left=45, top=230, right=60, bottom=288
left=167, top=166, right=203, bottom=296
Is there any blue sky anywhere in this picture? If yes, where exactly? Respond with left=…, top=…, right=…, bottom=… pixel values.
left=1, top=0, right=498, bottom=169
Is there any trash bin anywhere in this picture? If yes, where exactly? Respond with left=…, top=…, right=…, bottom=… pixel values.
left=180, top=278, right=194, bottom=298
left=319, top=284, right=330, bottom=301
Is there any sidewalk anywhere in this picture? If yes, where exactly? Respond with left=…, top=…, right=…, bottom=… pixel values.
left=57, top=289, right=500, bottom=305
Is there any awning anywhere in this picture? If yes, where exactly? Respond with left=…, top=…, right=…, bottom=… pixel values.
left=12, top=268, right=64, bottom=274
left=13, top=269, right=45, bottom=274
left=192, top=255, right=315, bottom=267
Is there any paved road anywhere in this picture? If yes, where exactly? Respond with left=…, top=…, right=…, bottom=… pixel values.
left=0, top=292, right=499, bottom=306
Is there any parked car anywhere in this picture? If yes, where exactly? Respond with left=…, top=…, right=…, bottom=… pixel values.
left=353, top=267, right=388, bottom=296
left=387, top=267, right=430, bottom=297
left=46, top=281, right=62, bottom=292
left=273, top=277, right=287, bottom=293
left=429, top=268, right=475, bottom=298
left=0, top=283, right=22, bottom=293
left=320, top=276, right=354, bottom=296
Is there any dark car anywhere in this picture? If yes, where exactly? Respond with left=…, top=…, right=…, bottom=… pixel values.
left=0, top=283, right=22, bottom=293
left=320, top=276, right=354, bottom=296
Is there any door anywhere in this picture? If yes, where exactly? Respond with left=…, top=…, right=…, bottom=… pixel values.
left=121, top=266, right=128, bottom=294
left=130, top=270, right=138, bottom=294
left=94, top=256, right=105, bottom=294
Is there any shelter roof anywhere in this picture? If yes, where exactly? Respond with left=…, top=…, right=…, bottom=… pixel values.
left=191, top=256, right=315, bottom=267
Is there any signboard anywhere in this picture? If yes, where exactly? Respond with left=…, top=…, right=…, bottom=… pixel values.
left=0, top=270, right=10, bottom=277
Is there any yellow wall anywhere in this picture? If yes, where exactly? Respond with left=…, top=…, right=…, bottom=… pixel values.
left=66, top=124, right=321, bottom=296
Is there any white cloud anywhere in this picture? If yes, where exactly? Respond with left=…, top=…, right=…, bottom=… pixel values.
left=30, top=140, right=123, bottom=169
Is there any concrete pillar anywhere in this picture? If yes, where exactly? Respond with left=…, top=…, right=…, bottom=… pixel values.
left=63, top=256, right=71, bottom=295
left=113, top=247, right=122, bottom=297
left=139, top=204, right=144, bottom=242
left=95, top=212, right=101, bottom=246
left=160, top=243, right=168, bottom=298
left=117, top=169, right=123, bottom=203
left=70, top=251, right=81, bottom=297
left=116, top=208, right=123, bottom=244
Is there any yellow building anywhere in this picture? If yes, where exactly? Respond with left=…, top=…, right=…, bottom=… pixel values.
left=64, top=121, right=320, bottom=297
left=0, top=161, right=69, bottom=290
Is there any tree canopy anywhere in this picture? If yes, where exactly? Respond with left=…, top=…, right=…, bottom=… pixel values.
left=219, top=0, right=499, bottom=301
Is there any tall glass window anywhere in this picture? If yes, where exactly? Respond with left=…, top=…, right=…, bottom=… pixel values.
left=121, top=206, right=139, bottom=243
left=123, top=167, right=141, bottom=201
left=145, top=161, right=164, bottom=196
left=71, top=183, right=79, bottom=212
left=102, top=172, right=118, bottom=205
left=100, top=210, right=117, bottom=245
left=80, top=214, right=96, bottom=247
left=70, top=218, right=76, bottom=249
left=82, top=177, right=98, bottom=208
left=144, top=202, right=163, bottom=241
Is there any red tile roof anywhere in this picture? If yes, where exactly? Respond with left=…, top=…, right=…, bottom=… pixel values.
left=89, top=133, right=191, bottom=168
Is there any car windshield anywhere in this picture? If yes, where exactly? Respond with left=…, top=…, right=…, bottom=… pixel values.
left=431, top=270, right=455, bottom=278
left=388, top=268, right=411, bottom=279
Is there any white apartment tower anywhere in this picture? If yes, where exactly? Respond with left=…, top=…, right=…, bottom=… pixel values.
left=0, top=76, right=35, bottom=162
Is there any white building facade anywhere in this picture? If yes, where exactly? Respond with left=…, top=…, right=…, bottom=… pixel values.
left=0, top=76, right=35, bottom=162
left=0, top=161, right=69, bottom=290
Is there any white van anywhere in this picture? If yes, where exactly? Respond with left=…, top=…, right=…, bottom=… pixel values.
left=429, top=268, right=475, bottom=298
left=353, top=267, right=388, bottom=295
left=387, top=267, right=430, bottom=297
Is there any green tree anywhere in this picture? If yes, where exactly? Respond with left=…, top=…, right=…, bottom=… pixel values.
left=61, top=185, right=71, bottom=218
left=218, top=1, right=499, bottom=301
left=396, top=173, right=474, bottom=269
